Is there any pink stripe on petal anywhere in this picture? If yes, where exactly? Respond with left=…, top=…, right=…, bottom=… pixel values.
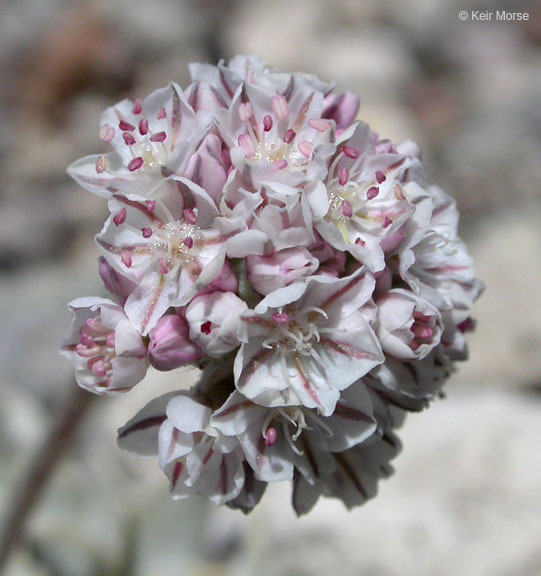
left=293, top=359, right=321, bottom=406
left=118, top=415, right=167, bottom=439
left=319, top=338, right=379, bottom=361
left=141, top=274, right=166, bottom=333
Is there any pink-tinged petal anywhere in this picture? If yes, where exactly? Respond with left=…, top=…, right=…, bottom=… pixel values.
left=67, top=153, right=125, bottom=199
left=98, top=256, right=137, bottom=302
left=158, top=420, right=194, bottom=468
left=212, top=391, right=268, bottom=436
left=166, top=395, right=212, bottom=433
left=224, top=230, right=269, bottom=258
left=124, top=269, right=177, bottom=335
left=199, top=449, right=245, bottom=505
left=289, top=356, right=334, bottom=414
left=322, top=91, right=360, bottom=131
left=247, top=248, right=318, bottom=296
left=183, top=133, right=228, bottom=201
left=117, top=392, right=177, bottom=456
left=323, top=384, right=376, bottom=452
left=239, top=422, right=294, bottom=482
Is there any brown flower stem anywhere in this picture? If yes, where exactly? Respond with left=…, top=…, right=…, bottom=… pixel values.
left=0, top=385, right=94, bottom=572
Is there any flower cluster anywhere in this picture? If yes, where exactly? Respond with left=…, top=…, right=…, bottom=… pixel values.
left=61, top=55, right=482, bottom=515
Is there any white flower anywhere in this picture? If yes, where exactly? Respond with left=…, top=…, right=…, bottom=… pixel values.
left=118, top=392, right=246, bottom=505
left=234, top=270, right=383, bottom=416
left=61, top=297, right=148, bottom=395
left=67, top=84, right=205, bottom=198
left=212, top=384, right=377, bottom=483
left=96, top=178, right=241, bottom=334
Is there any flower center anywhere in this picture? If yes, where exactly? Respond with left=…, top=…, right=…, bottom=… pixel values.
left=76, top=318, right=115, bottom=386
left=262, top=405, right=333, bottom=455
left=149, top=220, right=198, bottom=273
left=263, top=306, right=328, bottom=357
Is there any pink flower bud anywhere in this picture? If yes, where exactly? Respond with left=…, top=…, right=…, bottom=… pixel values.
left=322, top=91, right=360, bottom=134
left=148, top=315, right=202, bottom=371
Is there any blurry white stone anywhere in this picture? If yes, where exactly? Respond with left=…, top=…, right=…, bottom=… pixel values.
left=237, top=388, right=541, bottom=576
left=459, top=211, right=541, bottom=388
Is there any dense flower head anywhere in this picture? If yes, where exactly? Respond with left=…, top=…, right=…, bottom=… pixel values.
left=62, top=55, right=483, bottom=515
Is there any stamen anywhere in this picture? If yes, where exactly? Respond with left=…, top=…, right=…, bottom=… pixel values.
left=99, top=124, right=115, bottom=143
left=149, top=131, right=167, bottom=143
left=272, top=94, right=289, bottom=120
left=308, top=118, right=331, bottom=132
left=113, top=208, right=127, bottom=226
left=95, top=155, right=108, bottom=174
left=145, top=200, right=156, bottom=212
left=341, top=200, right=353, bottom=218
left=119, top=120, right=135, bottom=132
left=282, top=421, right=303, bottom=456
left=132, top=98, right=143, bottom=115
left=298, top=140, right=313, bottom=158
left=263, top=115, right=273, bottom=132
left=366, top=186, right=379, bottom=200
left=201, top=321, right=212, bottom=335
left=382, top=216, right=392, bottom=228
left=127, top=157, right=144, bottom=171
left=183, top=237, right=194, bottom=249
left=272, top=313, right=290, bottom=324
left=88, top=356, right=107, bottom=377
left=375, top=170, right=386, bottom=184
left=121, top=252, right=132, bottom=267
left=238, top=133, right=255, bottom=157
left=122, top=132, right=136, bottom=146
left=355, top=237, right=366, bottom=247
left=76, top=343, right=100, bottom=358
left=265, top=427, right=277, bottom=447
left=85, top=318, right=110, bottom=335
left=283, top=129, right=296, bottom=144
left=342, top=145, right=359, bottom=159
left=239, top=102, right=253, bottom=121
left=338, top=168, right=349, bottom=186
left=157, top=107, right=167, bottom=120
left=273, top=159, right=288, bottom=170
left=142, top=227, right=153, bottom=238
left=183, top=208, right=197, bottom=225
left=138, top=118, right=149, bottom=135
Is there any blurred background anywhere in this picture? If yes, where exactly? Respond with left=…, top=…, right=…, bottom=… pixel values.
left=0, top=0, right=540, bottom=574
